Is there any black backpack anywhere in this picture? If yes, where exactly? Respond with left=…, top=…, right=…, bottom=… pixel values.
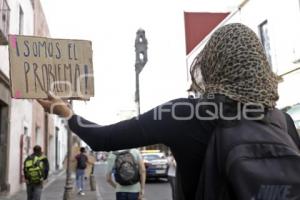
left=196, top=109, right=300, bottom=200
left=114, top=150, right=140, bottom=186
left=76, top=154, right=87, bottom=169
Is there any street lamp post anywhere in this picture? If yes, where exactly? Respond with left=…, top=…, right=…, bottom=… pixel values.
left=134, top=29, right=148, bottom=115
left=63, top=100, right=74, bottom=200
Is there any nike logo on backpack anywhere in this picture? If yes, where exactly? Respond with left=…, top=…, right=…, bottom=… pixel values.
left=251, top=185, right=299, bottom=200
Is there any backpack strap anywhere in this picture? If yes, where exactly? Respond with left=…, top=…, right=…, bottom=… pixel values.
left=113, top=150, right=129, bottom=155
left=284, top=112, right=300, bottom=150
left=272, top=110, right=300, bottom=150
left=24, top=155, right=37, bottom=168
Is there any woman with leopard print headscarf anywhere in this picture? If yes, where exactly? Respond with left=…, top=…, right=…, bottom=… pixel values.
left=38, top=23, right=299, bottom=200
left=190, top=23, right=300, bottom=200
left=190, top=23, right=280, bottom=108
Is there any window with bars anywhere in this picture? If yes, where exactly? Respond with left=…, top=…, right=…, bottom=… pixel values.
left=259, top=20, right=273, bottom=68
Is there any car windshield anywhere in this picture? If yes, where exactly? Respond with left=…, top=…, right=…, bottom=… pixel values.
left=143, top=154, right=161, bottom=161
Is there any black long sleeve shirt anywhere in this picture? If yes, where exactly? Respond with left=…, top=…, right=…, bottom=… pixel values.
left=68, top=98, right=217, bottom=200
left=68, top=97, right=300, bottom=200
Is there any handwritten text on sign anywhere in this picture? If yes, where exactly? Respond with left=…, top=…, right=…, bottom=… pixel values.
left=9, top=35, right=94, bottom=99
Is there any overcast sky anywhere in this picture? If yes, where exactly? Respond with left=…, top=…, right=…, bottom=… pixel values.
left=40, top=0, right=242, bottom=124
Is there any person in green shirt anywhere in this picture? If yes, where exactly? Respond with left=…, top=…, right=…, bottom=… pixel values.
left=106, top=149, right=146, bottom=200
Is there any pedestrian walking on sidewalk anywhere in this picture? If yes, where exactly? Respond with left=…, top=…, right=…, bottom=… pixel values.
left=24, top=145, right=49, bottom=200
left=106, top=149, right=146, bottom=200
left=75, top=147, right=89, bottom=196
left=167, top=153, right=176, bottom=200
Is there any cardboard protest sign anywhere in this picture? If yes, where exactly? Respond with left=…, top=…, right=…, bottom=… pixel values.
left=8, top=35, right=94, bottom=99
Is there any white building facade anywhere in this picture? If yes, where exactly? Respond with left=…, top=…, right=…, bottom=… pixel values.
left=0, top=0, right=69, bottom=196
left=3, top=0, right=34, bottom=195
left=48, top=115, right=68, bottom=173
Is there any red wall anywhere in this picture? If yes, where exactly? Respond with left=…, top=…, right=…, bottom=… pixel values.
left=184, top=12, right=230, bottom=55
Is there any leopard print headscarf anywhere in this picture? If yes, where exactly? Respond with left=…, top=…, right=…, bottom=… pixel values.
left=190, top=23, right=279, bottom=108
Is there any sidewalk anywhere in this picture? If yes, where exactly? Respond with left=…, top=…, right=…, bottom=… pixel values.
left=0, top=171, right=98, bottom=200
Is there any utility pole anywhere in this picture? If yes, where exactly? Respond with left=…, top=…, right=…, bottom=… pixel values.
left=63, top=100, right=74, bottom=200
left=134, top=29, right=148, bottom=115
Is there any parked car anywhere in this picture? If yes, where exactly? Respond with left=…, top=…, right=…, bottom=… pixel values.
left=141, top=150, right=169, bottom=179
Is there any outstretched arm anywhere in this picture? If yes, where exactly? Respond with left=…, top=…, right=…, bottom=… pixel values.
left=68, top=115, right=151, bottom=151
left=38, top=93, right=189, bottom=152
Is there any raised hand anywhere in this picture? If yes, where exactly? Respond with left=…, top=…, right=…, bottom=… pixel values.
left=37, top=92, right=73, bottom=118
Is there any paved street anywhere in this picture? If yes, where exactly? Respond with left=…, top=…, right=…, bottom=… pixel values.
left=1, top=163, right=172, bottom=200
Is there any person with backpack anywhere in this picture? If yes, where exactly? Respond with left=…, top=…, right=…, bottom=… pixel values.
left=106, top=149, right=146, bottom=200
left=24, top=145, right=49, bottom=200
left=38, top=23, right=300, bottom=200
left=75, top=147, right=89, bottom=195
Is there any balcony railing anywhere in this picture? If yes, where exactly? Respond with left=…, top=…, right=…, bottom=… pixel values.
left=0, top=0, right=10, bottom=45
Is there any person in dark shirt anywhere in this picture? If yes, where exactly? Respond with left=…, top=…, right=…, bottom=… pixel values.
left=75, top=147, right=89, bottom=195
left=38, top=23, right=299, bottom=200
